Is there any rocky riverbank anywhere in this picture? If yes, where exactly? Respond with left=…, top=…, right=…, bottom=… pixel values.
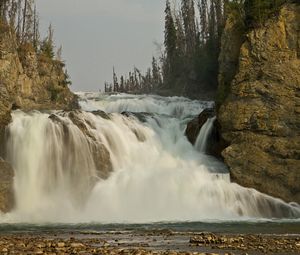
left=0, top=231, right=299, bottom=255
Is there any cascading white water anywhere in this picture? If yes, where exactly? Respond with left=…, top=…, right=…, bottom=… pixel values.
left=1, top=93, right=299, bottom=223
left=195, top=116, right=217, bottom=153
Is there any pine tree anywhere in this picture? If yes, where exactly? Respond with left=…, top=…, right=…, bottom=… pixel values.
left=32, top=3, right=39, bottom=49
left=151, top=57, right=161, bottom=89
left=164, top=0, right=178, bottom=88
left=40, top=24, right=55, bottom=59
left=112, top=67, right=118, bottom=92
left=0, top=0, right=9, bottom=20
left=181, top=0, right=197, bottom=56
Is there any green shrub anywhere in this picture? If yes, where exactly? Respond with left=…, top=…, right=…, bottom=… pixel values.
left=47, top=83, right=63, bottom=101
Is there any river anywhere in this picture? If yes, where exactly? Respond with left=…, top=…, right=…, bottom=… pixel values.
left=0, top=93, right=299, bottom=234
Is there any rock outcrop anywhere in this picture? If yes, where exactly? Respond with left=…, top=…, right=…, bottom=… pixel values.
left=0, top=23, right=78, bottom=212
left=185, top=108, right=215, bottom=145
left=0, top=23, right=78, bottom=114
left=0, top=158, right=14, bottom=213
left=185, top=108, right=227, bottom=159
left=217, top=3, right=300, bottom=203
left=49, top=111, right=113, bottom=180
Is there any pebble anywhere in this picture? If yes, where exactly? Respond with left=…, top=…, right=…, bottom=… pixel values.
left=57, top=242, right=65, bottom=248
left=70, top=242, right=85, bottom=248
left=0, top=232, right=298, bottom=255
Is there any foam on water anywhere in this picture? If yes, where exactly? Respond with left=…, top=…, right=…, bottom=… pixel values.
left=1, top=93, right=299, bottom=224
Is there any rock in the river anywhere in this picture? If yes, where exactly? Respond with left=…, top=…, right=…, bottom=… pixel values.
left=185, top=108, right=215, bottom=145
left=49, top=111, right=113, bottom=180
left=185, top=109, right=227, bottom=159
left=217, top=3, right=300, bottom=203
left=0, top=159, right=14, bottom=213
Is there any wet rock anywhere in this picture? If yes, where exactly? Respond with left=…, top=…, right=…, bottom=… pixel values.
left=0, top=158, right=14, bottom=213
left=49, top=111, right=113, bottom=180
left=121, top=111, right=154, bottom=123
left=185, top=109, right=227, bottom=159
left=48, top=113, right=62, bottom=123
left=185, top=108, right=215, bottom=145
left=92, top=110, right=110, bottom=120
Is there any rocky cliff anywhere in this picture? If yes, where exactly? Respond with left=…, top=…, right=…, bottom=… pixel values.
left=0, top=22, right=78, bottom=147
left=217, top=3, right=300, bottom=204
left=0, top=158, right=14, bottom=213
left=0, top=22, right=78, bottom=212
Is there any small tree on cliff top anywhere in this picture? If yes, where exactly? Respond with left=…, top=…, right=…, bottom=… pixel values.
left=40, top=24, right=55, bottom=59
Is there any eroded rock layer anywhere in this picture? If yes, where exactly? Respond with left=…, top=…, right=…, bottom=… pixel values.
left=217, top=4, right=300, bottom=203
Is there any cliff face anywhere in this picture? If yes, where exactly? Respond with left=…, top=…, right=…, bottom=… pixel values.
left=0, top=23, right=78, bottom=149
left=0, top=23, right=78, bottom=212
left=217, top=3, right=300, bottom=203
left=0, top=25, right=77, bottom=110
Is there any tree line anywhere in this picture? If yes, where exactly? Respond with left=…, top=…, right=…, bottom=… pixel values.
left=104, top=58, right=162, bottom=94
left=106, top=0, right=226, bottom=97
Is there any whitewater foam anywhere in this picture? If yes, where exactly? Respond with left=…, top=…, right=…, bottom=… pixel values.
left=1, top=94, right=299, bottom=223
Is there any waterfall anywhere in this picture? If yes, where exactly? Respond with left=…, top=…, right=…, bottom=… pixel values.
left=1, top=94, right=299, bottom=223
left=195, top=116, right=216, bottom=153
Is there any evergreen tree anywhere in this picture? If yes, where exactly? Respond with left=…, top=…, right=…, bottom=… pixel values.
left=198, top=0, right=208, bottom=44
left=151, top=57, right=161, bottom=89
left=112, top=67, right=118, bottom=92
left=181, top=0, right=197, bottom=56
left=40, top=24, right=55, bottom=59
left=163, top=0, right=178, bottom=88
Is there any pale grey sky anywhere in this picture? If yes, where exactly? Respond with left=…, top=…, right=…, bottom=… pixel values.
left=36, top=0, right=165, bottom=91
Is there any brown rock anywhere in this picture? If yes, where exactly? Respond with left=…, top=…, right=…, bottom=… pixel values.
left=185, top=108, right=215, bottom=145
left=0, top=22, right=79, bottom=192
left=49, top=110, right=113, bottom=179
left=65, top=110, right=113, bottom=179
left=185, top=109, right=227, bottom=159
left=217, top=3, right=300, bottom=203
left=0, top=158, right=14, bottom=213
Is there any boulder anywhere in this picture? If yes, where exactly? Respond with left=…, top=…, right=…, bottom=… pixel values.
left=185, top=108, right=227, bottom=159
left=49, top=111, right=113, bottom=180
left=185, top=108, right=215, bottom=145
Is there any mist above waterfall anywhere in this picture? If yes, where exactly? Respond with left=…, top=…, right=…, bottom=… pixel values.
left=1, top=93, right=299, bottom=223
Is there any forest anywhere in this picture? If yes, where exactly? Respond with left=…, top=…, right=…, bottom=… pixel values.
left=105, top=0, right=226, bottom=98
left=106, top=0, right=291, bottom=98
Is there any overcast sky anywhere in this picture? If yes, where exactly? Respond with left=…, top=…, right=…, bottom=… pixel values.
left=35, top=0, right=165, bottom=92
